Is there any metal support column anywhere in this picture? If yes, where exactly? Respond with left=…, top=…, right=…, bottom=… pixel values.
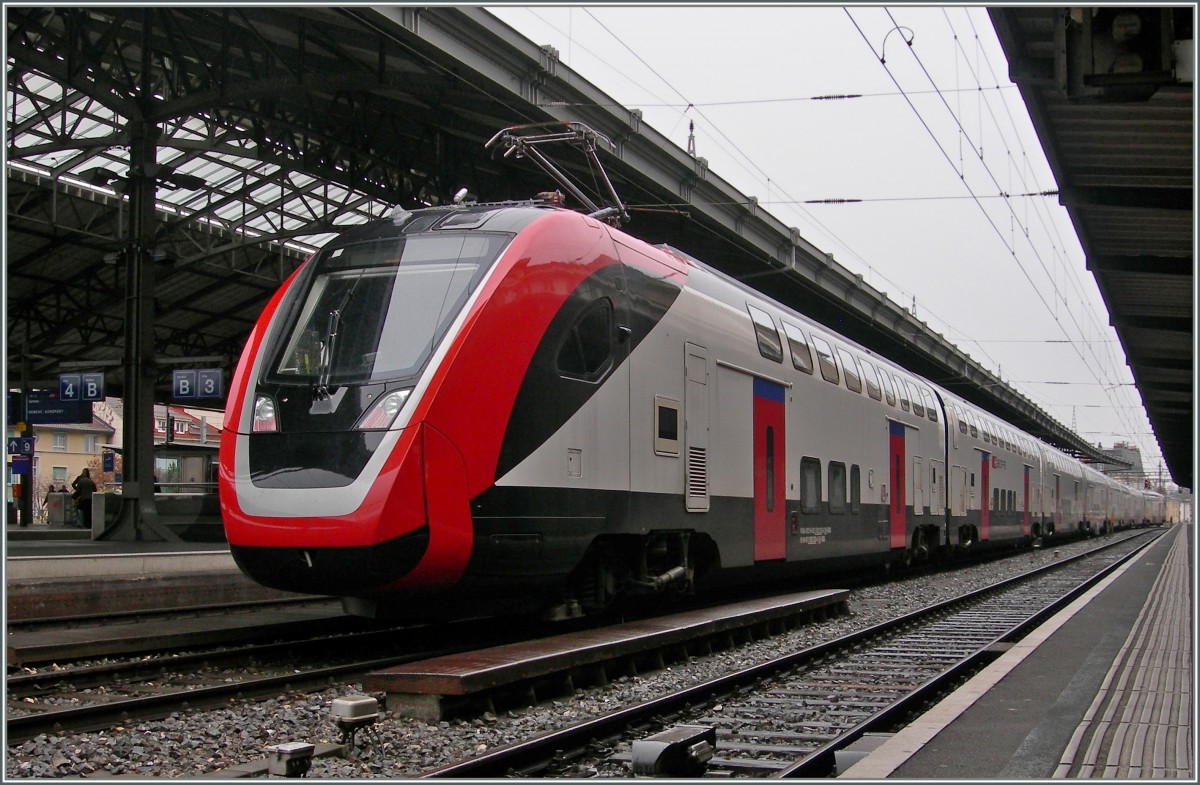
left=102, top=14, right=179, bottom=542
left=16, top=352, right=34, bottom=528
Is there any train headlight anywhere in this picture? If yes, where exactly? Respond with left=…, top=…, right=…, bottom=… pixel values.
left=356, top=388, right=411, bottom=430
left=252, top=395, right=279, bottom=432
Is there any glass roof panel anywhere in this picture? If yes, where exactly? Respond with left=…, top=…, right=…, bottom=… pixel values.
left=7, top=61, right=396, bottom=264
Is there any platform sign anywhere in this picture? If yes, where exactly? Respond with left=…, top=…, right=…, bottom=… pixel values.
left=174, top=368, right=223, bottom=400
left=10, top=455, right=30, bottom=475
left=7, top=437, right=34, bottom=455
left=173, top=370, right=196, bottom=399
left=10, top=390, right=92, bottom=425
left=60, top=373, right=104, bottom=401
left=59, top=374, right=81, bottom=400
left=102, top=452, right=115, bottom=472
left=198, top=369, right=223, bottom=399
left=81, top=373, right=105, bottom=401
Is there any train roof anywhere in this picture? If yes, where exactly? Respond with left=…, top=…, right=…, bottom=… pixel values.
left=326, top=201, right=559, bottom=248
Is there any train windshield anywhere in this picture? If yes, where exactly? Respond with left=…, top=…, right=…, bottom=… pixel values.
left=267, top=232, right=509, bottom=386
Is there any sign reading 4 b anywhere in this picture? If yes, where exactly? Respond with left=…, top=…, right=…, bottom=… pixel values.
left=173, top=368, right=223, bottom=400
left=59, top=373, right=105, bottom=401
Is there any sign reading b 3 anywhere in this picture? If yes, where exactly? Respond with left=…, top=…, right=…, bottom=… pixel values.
left=173, top=368, right=223, bottom=400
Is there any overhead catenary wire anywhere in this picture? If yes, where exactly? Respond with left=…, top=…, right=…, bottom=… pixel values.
left=957, top=9, right=1135, bottom=395
left=909, top=8, right=1152, bottom=454
left=516, top=6, right=969, bottom=334
left=568, top=7, right=1012, bottom=374
left=500, top=7, right=1159, bottom=467
left=859, top=7, right=1155, bottom=462
left=943, top=8, right=1155, bottom=459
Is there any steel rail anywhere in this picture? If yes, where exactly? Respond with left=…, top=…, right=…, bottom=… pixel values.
left=420, top=530, right=1161, bottom=777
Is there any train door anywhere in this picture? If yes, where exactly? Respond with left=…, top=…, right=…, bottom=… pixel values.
left=753, top=378, right=786, bottom=561
left=684, top=343, right=710, bottom=512
left=1053, top=474, right=1062, bottom=533
left=888, top=421, right=906, bottom=548
left=913, top=456, right=925, bottom=515
left=930, top=460, right=945, bottom=514
left=950, top=466, right=968, bottom=516
left=1023, top=465, right=1031, bottom=537
left=979, top=451, right=991, bottom=540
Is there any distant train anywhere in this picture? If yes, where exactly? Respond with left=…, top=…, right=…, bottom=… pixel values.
left=219, top=199, right=1160, bottom=619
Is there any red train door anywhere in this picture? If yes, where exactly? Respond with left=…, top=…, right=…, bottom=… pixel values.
left=888, top=421, right=906, bottom=548
left=980, top=452, right=991, bottom=540
left=753, top=378, right=786, bottom=561
left=1023, top=465, right=1031, bottom=536
left=1054, top=475, right=1061, bottom=532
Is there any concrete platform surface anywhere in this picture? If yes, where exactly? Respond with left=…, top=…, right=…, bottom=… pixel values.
left=841, top=524, right=1192, bottom=780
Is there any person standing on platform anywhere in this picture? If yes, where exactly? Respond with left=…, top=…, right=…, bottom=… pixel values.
left=41, top=484, right=55, bottom=524
left=71, top=468, right=97, bottom=530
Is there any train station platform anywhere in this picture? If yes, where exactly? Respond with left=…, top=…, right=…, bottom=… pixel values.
left=3, top=519, right=279, bottom=623
left=841, top=523, right=1193, bottom=780
left=4, top=519, right=233, bottom=577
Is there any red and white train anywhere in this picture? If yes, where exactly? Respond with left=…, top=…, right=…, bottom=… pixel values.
left=219, top=200, right=1158, bottom=619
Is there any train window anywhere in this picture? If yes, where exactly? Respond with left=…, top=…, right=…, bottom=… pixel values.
left=557, top=298, right=614, bottom=380
left=860, top=360, right=883, bottom=401
left=782, top=321, right=815, bottom=374
left=828, top=461, right=847, bottom=513
left=992, top=488, right=999, bottom=511
left=653, top=396, right=681, bottom=457
left=850, top=464, right=861, bottom=513
left=877, top=367, right=897, bottom=406
left=747, top=305, right=784, bottom=363
left=920, top=388, right=938, bottom=422
left=836, top=347, right=863, bottom=393
left=967, top=412, right=979, bottom=438
left=801, top=457, right=822, bottom=513
left=268, top=232, right=506, bottom=386
left=810, top=335, right=840, bottom=384
left=895, top=376, right=910, bottom=411
left=953, top=404, right=968, bottom=434
left=905, top=380, right=925, bottom=417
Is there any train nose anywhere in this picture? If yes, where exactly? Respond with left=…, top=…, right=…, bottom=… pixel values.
left=229, top=529, right=431, bottom=596
left=380, top=423, right=475, bottom=591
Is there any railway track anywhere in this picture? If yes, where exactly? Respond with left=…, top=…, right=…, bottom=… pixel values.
left=5, top=614, right=533, bottom=743
left=418, top=530, right=1161, bottom=778
left=4, top=530, right=1154, bottom=765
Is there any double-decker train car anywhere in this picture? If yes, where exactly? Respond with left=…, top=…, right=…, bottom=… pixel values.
left=1037, top=441, right=1088, bottom=540
left=219, top=199, right=1126, bottom=620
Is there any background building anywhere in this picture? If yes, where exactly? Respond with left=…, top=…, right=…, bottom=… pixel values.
left=7, top=398, right=222, bottom=522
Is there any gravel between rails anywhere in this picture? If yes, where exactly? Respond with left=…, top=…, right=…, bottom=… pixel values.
left=4, top=534, right=1147, bottom=779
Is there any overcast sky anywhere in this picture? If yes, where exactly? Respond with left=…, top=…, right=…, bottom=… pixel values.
left=486, top=4, right=1169, bottom=481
